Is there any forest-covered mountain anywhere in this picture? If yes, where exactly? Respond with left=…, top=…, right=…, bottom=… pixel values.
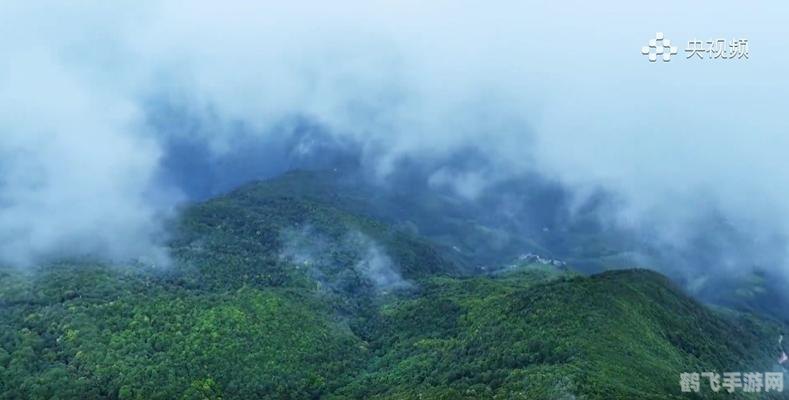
left=0, top=171, right=786, bottom=399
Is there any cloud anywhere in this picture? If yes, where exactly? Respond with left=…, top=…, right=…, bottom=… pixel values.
left=279, top=226, right=409, bottom=293
left=1, top=0, right=788, bottom=293
left=0, top=3, right=173, bottom=266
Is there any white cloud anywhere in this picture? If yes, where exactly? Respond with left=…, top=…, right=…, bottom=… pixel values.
left=1, top=0, right=788, bottom=279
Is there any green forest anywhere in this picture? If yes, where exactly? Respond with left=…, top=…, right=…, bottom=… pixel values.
left=1, top=172, right=786, bottom=399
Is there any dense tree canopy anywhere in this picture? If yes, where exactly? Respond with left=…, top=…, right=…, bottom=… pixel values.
left=1, top=174, right=785, bottom=399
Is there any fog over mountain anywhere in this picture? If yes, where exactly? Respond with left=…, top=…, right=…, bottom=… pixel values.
left=1, top=0, right=788, bottom=306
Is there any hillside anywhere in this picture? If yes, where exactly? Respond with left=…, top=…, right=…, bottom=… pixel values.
left=0, top=171, right=786, bottom=399
left=229, top=170, right=630, bottom=271
left=342, top=269, right=784, bottom=399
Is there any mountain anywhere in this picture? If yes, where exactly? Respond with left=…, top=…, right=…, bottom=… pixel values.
left=0, top=170, right=786, bottom=399
left=218, top=170, right=642, bottom=270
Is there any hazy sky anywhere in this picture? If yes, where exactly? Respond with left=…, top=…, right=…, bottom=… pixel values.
left=1, top=1, right=788, bottom=277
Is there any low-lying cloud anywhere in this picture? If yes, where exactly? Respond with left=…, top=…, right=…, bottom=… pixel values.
left=1, top=0, right=789, bottom=300
left=279, top=226, right=410, bottom=293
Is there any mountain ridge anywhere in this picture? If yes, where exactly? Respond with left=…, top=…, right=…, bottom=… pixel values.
left=0, top=170, right=786, bottom=399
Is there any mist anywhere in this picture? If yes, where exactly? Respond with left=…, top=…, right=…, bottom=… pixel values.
left=1, top=0, right=789, bottom=307
left=279, top=226, right=410, bottom=294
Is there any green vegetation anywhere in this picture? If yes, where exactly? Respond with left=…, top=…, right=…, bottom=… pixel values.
left=0, top=172, right=786, bottom=399
left=171, top=177, right=458, bottom=291
left=0, top=264, right=366, bottom=399
left=339, top=269, right=783, bottom=399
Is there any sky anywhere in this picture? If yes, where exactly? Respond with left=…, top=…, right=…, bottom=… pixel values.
left=1, top=0, right=788, bottom=290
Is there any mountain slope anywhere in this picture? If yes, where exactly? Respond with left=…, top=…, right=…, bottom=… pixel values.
left=171, top=175, right=465, bottom=290
left=0, top=264, right=368, bottom=399
left=0, top=171, right=786, bottom=399
left=339, top=269, right=783, bottom=399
